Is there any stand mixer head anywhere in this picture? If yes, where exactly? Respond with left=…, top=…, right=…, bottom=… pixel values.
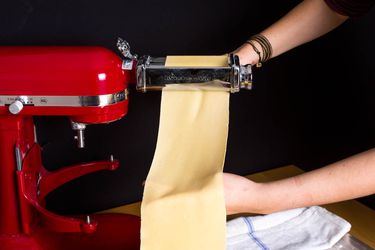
left=0, top=46, right=130, bottom=148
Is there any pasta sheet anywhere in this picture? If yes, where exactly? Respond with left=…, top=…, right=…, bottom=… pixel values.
left=141, top=56, right=229, bottom=250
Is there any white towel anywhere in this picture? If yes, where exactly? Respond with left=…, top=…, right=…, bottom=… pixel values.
left=226, top=206, right=351, bottom=250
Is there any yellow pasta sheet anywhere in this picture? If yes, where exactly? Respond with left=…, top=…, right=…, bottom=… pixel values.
left=141, top=55, right=229, bottom=250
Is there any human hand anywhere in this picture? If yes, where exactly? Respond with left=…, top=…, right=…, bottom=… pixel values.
left=223, top=172, right=261, bottom=215
left=232, top=43, right=260, bottom=66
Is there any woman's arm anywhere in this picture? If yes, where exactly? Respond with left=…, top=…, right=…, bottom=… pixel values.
left=235, top=0, right=348, bottom=65
left=224, top=148, right=375, bottom=215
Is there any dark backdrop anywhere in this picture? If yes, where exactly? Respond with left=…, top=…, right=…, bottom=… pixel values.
left=1, top=0, right=374, bottom=213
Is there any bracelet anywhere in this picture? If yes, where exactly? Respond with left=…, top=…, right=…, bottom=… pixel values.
left=245, top=40, right=262, bottom=67
left=250, top=34, right=273, bottom=63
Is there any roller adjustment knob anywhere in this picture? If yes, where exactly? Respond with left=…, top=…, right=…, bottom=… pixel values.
left=9, top=100, right=24, bottom=114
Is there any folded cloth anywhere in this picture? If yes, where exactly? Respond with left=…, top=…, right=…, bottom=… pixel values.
left=226, top=206, right=351, bottom=250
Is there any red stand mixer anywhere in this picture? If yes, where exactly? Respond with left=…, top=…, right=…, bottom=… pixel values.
left=0, top=41, right=140, bottom=249
left=0, top=37, right=253, bottom=249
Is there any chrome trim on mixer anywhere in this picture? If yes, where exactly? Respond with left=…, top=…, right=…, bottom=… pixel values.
left=0, top=89, right=128, bottom=107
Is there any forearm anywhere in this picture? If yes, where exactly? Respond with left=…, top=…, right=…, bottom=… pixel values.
left=236, top=0, right=348, bottom=65
left=251, top=148, right=375, bottom=214
left=263, top=0, right=348, bottom=58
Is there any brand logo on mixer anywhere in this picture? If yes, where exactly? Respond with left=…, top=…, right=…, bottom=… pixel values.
left=114, top=92, right=125, bottom=101
left=40, top=97, right=48, bottom=104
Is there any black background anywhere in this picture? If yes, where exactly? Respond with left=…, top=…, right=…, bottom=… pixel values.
left=1, top=0, right=374, bottom=213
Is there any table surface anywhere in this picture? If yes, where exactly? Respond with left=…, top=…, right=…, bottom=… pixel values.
left=99, top=165, right=375, bottom=248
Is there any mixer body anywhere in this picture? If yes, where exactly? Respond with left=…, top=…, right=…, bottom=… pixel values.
left=0, top=47, right=139, bottom=250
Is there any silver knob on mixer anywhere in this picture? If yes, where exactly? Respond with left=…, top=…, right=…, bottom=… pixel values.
left=117, top=37, right=137, bottom=70
left=9, top=100, right=24, bottom=114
